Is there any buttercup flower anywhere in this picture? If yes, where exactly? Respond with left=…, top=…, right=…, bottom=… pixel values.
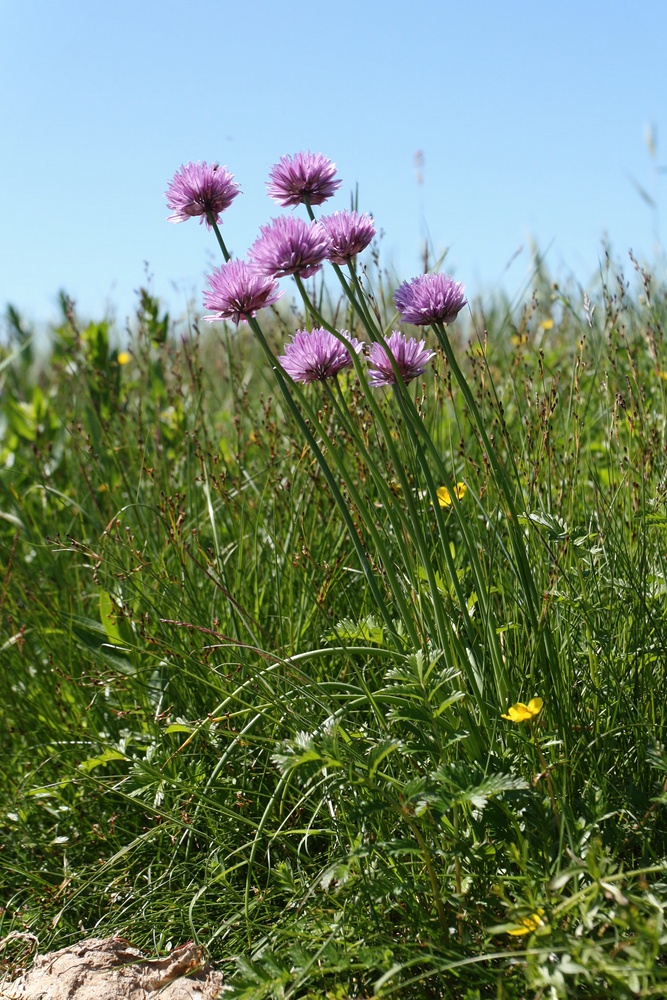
left=436, top=482, right=467, bottom=507
left=202, top=260, right=283, bottom=325
left=278, top=328, right=362, bottom=383
left=501, top=697, right=543, bottom=722
left=507, top=909, right=546, bottom=936
left=165, top=162, right=240, bottom=227
left=321, top=210, right=376, bottom=264
left=267, top=151, right=341, bottom=207
left=367, top=332, right=436, bottom=386
left=248, top=217, right=331, bottom=280
left=394, top=273, right=467, bottom=326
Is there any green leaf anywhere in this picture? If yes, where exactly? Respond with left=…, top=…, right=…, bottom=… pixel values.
left=66, top=613, right=131, bottom=670
left=518, top=509, right=570, bottom=540
left=99, top=591, right=122, bottom=645
left=326, top=615, right=384, bottom=645
left=78, top=748, right=127, bottom=773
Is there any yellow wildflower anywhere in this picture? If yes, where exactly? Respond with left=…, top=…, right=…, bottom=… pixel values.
left=539, top=318, right=554, bottom=330
left=436, top=482, right=467, bottom=508
left=507, top=909, right=545, bottom=936
left=501, top=697, right=543, bottom=722
left=117, top=351, right=131, bottom=365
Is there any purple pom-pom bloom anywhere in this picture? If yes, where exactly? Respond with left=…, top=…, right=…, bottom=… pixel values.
left=278, top=328, right=362, bottom=383
left=202, top=260, right=283, bottom=325
left=321, top=210, right=376, bottom=265
left=267, top=151, right=342, bottom=208
left=394, top=273, right=467, bottom=326
left=367, top=332, right=436, bottom=386
left=165, top=161, right=240, bottom=227
left=248, top=216, right=331, bottom=280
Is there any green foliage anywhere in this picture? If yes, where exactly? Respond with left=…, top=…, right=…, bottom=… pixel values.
left=2, top=261, right=667, bottom=997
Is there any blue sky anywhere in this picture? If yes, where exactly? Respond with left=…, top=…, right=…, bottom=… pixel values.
left=2, top=0, right=666, bottom=328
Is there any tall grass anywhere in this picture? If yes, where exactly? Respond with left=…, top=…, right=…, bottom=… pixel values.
left=1, top=254, right=667, bottom=998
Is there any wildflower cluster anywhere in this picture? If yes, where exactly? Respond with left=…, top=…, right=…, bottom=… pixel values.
left=165, top=152, right=467, bottom=389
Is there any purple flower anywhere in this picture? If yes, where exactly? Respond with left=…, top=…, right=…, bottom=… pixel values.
left=367, top=332, right=436, bottom=386
left=248, top=216, right=331, bottom=280
left=267, top=151, right=342, bottom=208
left=202, top=259, right=283, bottom=325
left=394, top=273, right=467, bottom=326
left=321, top=210, right=376, bottom=264
left=166, top=162, right=240, bottom=227
left=278, top=328, right=362, bottom=383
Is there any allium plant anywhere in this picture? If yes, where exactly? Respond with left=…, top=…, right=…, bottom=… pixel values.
left=168, top=150, right=553, bottom=732
left=267, top=151, right=341, bottom=208
left=367, top=332, right=436, bottom=386
left=321, top=210, right=376, bottom=264
left=394, top=272, right=467, bottom=326
left=248, top=217, right=331, bottom=279
left=277, top=328, right=362, bottom=383
left=165, top=161, right=240, bottom=227
left=161, top=151, right=573, bottom=995
left=202, top=259, right=282, bottom=325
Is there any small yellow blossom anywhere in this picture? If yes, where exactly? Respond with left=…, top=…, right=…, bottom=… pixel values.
left=117, top=351, right=131, bottom=365
left=436, top=482, right=467, bottom=508
left=507, top=909, right=545, bottom=936
left=501, top=697, right=543, bottom=722
left=539, top=318, right=554, bottom=330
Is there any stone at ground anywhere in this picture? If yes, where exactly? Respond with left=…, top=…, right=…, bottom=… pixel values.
left=0, top=936, right=223, bottom=1000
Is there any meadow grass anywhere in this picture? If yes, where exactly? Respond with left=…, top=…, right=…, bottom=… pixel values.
left=2, top=255, right=667, bottom=998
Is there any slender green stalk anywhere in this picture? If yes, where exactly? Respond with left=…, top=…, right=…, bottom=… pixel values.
left=405, top=816, right=448, bottom=936
left=207, top=216, right=231, bottom=262
left=245, top=313, right=411, bottom=645
left=530, top=719, right=559, bottom=820
left=293, top=273, right=507, bottom=709
left=431, top=321, right=560, bottom=687
left=292, top=277, right=483, bottom=664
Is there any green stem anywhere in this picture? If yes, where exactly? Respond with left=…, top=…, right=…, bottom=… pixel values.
left=530, top=721, right=559, bottom=820
left=295, top=211, right=381, bottom=342
left=324, top=380, right=442, bottom=644
left=329, top=260, right=379, bottom=341
left=208, top=216, right=231, bottom=262
left=293, top=274, right=506, bottom=716
left=453, top=803, right=463, bottom=943
left=245, top=314, right=409, bottom=646
left=293, top=276, right=465, bottom=654
left=345, top=261, right=382, bottom=337
left=405, top=816, right=448, bottom=935
left=432, top=321, right=559, bottom=680
left=393, top=388, right=506, bottom=707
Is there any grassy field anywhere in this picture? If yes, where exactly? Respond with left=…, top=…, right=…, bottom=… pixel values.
left=2, top=249, right=667, bottom=998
